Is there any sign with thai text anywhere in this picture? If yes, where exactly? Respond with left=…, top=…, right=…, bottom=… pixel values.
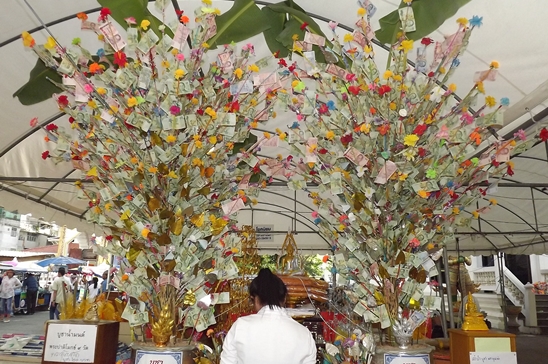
left=470, top=352, right=517, bottom=364
left=43, top=324, right=97, bottom=363
left=135, top=350, right=184, bottom=364
left=384, top=353, right=430, bottom=364
left=255, top=224, right=274, bottom=241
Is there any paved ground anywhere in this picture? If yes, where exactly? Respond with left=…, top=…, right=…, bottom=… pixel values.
left=515, top=334, right=547, bottom=363
left=0, top=311, right=49, bottom=337
left=0, top=313, right=545, bottom=363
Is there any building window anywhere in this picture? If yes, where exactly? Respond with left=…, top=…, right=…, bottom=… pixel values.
left=10, top=228, right=17, bottom=237
left=482, top=255, right=495, bottom=267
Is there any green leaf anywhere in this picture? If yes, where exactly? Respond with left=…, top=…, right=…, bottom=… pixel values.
left=14, top=55, right=127, bottom=106
left=267, top=3, right=324, bottom=36
left=231, top=133, right=258, bottom=155
left=13, top=58, right=62, bottom=106
left=274, top=18, right=324, bottom=63
left=261, top=7, right=289, bottom=58
left=376, top=0, right=472, bottom=44
left=97, top=0, right=172, bottom=38
left=207, top=0, right=271, bottom=48
left=268, top=3, right=328, bottom=63
left=275, top=18, right=304, bottom=48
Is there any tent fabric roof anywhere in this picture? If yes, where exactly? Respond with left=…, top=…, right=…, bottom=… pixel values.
left=1, top=0, right=548, bottom=254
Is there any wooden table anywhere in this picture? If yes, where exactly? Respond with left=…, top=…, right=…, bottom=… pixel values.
left=449, top=329, right=516, bottom=364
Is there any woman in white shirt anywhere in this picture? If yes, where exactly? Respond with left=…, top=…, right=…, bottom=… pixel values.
left=0, top=269, right=22, bottom=323
left=87, top=277, right=100, bottom=300
left=220, top=268, right=316, bottom=364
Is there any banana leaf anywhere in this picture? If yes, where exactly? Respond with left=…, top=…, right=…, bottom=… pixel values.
left=275, top=18, right=326, bottom=64
left=268, top=3, right=329, bottom=64
left=261, top=6, right=289, bottom=58
left=376, top=0, right=472, bottom=44
left=13, top=54, right=126, bottom=105
left=267, top=3, right=324, bottom=36
left=207, top=0, right=271, bottom=48
left=13, top=58, right=63, bottom=106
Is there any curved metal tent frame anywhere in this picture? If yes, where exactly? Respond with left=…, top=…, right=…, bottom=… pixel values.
left=1, top=0, right=548, bottom=254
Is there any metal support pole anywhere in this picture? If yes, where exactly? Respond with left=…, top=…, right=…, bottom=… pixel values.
left=436, top=259, right=448, bottom=338
left=443, top=248, right=455, bottom=329
left=498, top=252, right=509, bottom=331
left=456, top=238, right=464, bottom=329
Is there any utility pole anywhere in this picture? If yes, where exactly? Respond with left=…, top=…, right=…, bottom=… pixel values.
left=56, top=225, right=67, bottom=256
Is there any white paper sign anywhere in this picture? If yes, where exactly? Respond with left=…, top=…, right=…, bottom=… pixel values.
left=44, top=324, right=97, bottom=363
left=255, top=225, right=274, bottom=241
left=384, top=353, right=430, bottom=364
left=470, top=352, right=517, bottom=364
left=136, top=350, right=184, bottom=364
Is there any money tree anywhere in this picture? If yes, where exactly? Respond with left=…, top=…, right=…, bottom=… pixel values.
left=25, top=1, right=285, bottom=344
left=277, top=7, right=534, bottom=338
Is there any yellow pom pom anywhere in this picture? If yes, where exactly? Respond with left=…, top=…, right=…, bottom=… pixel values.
left=140, top=19, right=151, bottom=30
left=457, top=17, right=468, bottom=26
left=234, top=68, right=243, bottom=79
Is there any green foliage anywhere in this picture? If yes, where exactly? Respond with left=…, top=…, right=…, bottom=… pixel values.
left=260, top=254, right=329, bottom=278
left=207, top=0, right=271, bottom=49
left=375, top=0, right=472, bottom=44
left=261, top=7, right=290, bottom=58
left=13, top=58, right=62, bottom=105
left=267, top=2, right=328, bottom=64
left=13, top=55, right=123, bottom=105
left=260, top=254, right=278, bottom=272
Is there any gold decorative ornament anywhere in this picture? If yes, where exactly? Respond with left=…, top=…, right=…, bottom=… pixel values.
left=447, top=255, right=481, bottom=299
left=462, top=292, right=488, bottom=331
left=151, top=305, right=175, bottom=347
left=217, top=226, right=260, bottom=332
left=183, top=290, right=197, bottom=306
left=83, top=303, right=100, bottom=322
left=276, top=232, right=328, bottom=308
left=151, top=285, right=178, bottom=347
left=278, top=232, right=300, bottom=273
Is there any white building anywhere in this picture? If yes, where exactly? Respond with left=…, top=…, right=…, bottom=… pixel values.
left=0, top=208, right=21, bottom=251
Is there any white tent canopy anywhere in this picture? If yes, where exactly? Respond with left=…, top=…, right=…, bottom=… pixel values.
left=1, top=0, right=548, bottom=254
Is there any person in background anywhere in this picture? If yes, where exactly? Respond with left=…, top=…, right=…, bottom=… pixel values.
left=220, top=268, right=316, bottom=364
left=88, top=277, right=100, bottom=300
left=50, top=267, right=70, bottom=320
left=22, top=272, right=39, bottom=315
left=0, top=269, right=22, bottom=323
left=100, top=271, right=109, bottom=293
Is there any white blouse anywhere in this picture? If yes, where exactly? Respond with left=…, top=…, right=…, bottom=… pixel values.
left=0, top=276, right=22, bottom=299
left=220, top=306, right=316, bottom=364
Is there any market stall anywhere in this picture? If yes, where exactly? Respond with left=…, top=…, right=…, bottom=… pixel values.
left=0, top=263, right=48, bottom=314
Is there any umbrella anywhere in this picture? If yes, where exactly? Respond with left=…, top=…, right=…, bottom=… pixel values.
left=36, top=256, right=86, bottom=267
